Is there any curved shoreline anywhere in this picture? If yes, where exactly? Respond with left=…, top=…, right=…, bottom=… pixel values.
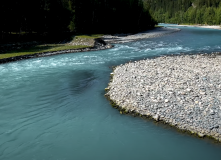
left=166, top=24, right=221, bottom=30
left=102, top=27, right=181, bottom=43
left=0, top=27, right=180, bottom=64
left=105, top=53, right=221, bottom=142
left=103, top=27, right=181, bottom=43
left=178, top=25, right=221, bottom=30
left=0, top=41, right=112, bottom=64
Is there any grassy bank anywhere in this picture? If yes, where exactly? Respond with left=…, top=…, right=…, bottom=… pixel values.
left=0, top=34, right=103, bottom=59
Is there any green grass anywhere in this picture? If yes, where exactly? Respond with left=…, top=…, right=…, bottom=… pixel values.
left=155, top=25, right=163, bottom=28
left=0, top=44, right=89, bottom=59
left=0, top=34, right=104, bottom=59
left=74, top=34, right=103, bottom=39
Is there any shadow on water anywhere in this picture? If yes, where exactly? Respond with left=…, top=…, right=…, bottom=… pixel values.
left=68, top=70, right=97, bottom=95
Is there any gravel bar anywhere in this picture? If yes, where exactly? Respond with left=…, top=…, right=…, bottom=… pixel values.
left=105, top=54, right=221, bottom=141
left=102, top=27, right=181, bottom=43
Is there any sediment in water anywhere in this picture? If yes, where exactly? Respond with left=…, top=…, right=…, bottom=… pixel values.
left=105, top=53, right=221, bottom=142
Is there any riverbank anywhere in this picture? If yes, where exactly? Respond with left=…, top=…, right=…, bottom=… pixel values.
left=0, top=36, right=112, bottom=64
left=105, top=53, right=221, bottom=142
left=0, top=27, right=180, bottom=64
left=175, top=24, right=221, bottom=30
left=102, top=27, right=181, bottom=43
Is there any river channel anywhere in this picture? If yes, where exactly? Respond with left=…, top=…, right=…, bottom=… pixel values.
left=0, top=24, right=221, bottom=160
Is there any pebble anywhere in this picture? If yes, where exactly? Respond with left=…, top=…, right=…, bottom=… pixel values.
left=153, top=114, right=160, bottom=121
left=198, top=133, right=205, bottom=137
left=105, top=54, right=221, bottom=141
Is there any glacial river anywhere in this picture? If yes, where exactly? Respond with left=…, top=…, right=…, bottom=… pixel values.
left=0, top=24, right=221, bottom=160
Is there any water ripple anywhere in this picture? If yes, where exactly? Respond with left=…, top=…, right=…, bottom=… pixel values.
left=1, top=26, right=221, bottom=160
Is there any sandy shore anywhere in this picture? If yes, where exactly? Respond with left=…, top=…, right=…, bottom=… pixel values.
left=102, top=27, right=181, bottom=43
left=105, top=53, right=221, bottom=142
left=172, top=24, right=221, bottom=30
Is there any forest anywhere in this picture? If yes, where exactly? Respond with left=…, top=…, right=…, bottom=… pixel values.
left=144, top=0, right=221, bottom=25
left=0, top=0, right=156, bottom=43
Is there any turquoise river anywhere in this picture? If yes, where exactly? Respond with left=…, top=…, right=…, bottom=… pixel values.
left=1, top=24, right=221, bottom=160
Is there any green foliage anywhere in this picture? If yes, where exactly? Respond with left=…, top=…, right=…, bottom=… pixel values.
left=69, top=0, right=157, bottom=34
left=74, top=35, right=103, bottom=39
left=69, top=21, right=76, bottom=32
left=143, top=0, right=221, bottom=25
left=0, top=44, right=89, bottom=59
left=0, top=0, right=157, bottom=43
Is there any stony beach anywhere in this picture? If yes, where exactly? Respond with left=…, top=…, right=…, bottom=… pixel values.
left=105, top=53, right=221, bottom=141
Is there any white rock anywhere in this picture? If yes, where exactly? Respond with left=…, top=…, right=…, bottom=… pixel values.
left=153, top=114, right=160, bottom=121
left=186, top=88, right=192, bottom=92
left=198, top=133, right=205, bottom=138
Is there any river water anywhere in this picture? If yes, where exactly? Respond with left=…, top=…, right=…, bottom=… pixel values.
left=0, top=25, right=221, bottom=160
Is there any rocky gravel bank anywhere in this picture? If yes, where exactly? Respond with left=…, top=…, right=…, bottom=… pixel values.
left=102, top=27, right=180, bottom=43
left=105, top=53, right=221, bottom=142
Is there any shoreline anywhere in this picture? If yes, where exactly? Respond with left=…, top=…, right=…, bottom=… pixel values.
left=105, top=53, right=221, bottom=142
left=170, top=24, right=221, bottom=30
left=0, top=40, right=112, bottom=64
left=0, top=27, right=180, bottom=64
left=102, top=27, right=181, bottom=43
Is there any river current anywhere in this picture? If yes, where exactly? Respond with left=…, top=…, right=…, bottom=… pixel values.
left=1, top=25, right=221, bottom=160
